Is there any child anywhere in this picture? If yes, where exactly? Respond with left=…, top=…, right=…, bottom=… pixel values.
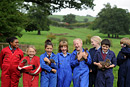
left=0, top=37, right=24, bottom=87
left=117, top=38, right=130, bottom=87
left=89, top=36, right=102, bottom=87
left=40, top=39, right=58, bottom=87
left=18, top=45, right=41, bottom=87
left=57, top=41, right=72, bottom=87
left=71, top=38, right=91, bottom=87
left=93, top=39, right=117, bottom=87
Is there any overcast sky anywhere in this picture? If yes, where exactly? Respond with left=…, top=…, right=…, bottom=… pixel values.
left=52, top=0, right=130, bottom=17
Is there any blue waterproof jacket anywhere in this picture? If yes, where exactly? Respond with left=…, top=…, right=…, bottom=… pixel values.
left=40, top=52, right=58, bottom=87
left=57, top=52, right=72, bottom=87
left=71, top=48, right=91, bottom=87
left=93, top=48, right=117, bottom=87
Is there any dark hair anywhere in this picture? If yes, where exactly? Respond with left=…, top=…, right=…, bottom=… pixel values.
left=101, top=39, right=111, bottom=47
left=45, top=39, right=53, bottom=48
left=6, top=37, right=18, bottom=44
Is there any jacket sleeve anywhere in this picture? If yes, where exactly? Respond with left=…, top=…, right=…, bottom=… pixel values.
left=85, top=51, right=92, bottom=65
left=50, top=55, right=58, bottom=69
left=70, top=53, right=79, bottom=68
left=40, top=55, right=52, bottom=72
left=93, top=52, right=98, bottom=63
left=0, top=50, right=4, bottom=69
left=117, top=51, right=126, bottom=66
left=111, top=52, right=117, bottom=66
left=29, top=59, right=42, bottom=75
left=18, top=58, right=34, bottom=71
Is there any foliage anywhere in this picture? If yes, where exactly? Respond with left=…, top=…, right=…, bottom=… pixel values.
left=24, top=0, right=95, bottom=12
left=58, top=37, right=68, bottom=43
left=84, top=18, right=88, bottom=22
left=0, top=0, right=25, bottom=42
left=26, top=3, right=50, bottom=35
left=62, top=14, right=77, bottom=24
left=86, top=34, right=92, bottom=44
left=47, top=33, right=56, bottom=41
left=91, top=3, right=130, bottom=38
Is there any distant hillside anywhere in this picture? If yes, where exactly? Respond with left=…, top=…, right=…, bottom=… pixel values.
left=49, top=15, right=95, bottom=22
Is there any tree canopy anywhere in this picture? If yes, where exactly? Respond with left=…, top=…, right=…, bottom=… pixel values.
left=62, top=14, right=77, bottom=24
left=91, top=3, right=130, bottom=38
left=0, top=0, right=25, bottom=42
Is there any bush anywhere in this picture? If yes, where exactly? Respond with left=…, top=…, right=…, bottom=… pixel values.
left=47, top=33, right=56, bottom=41
left=86, top=34, right=92, bottom=44
left=58, top=37, right=68, bottom=43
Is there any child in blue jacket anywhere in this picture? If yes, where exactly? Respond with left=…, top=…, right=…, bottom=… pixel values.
left=57, top=41, right=72, bottom=87
left=40, top=39, right=58, bottom=87
left=93, top=39, right=117, bottom=87
left=71, top=38, right=91, bottom=87
left=117, top=38, right=130, bottom=87
left=89, top=36, right=102, bottom=87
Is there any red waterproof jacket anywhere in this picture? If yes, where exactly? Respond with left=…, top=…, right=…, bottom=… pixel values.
left=18, top=56, right=41, bottom=87
left=0, top=46, right=24, bottom=87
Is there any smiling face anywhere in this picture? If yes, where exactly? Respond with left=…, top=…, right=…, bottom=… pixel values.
left=45, top=45, right=53, bottom=56
left=91, top=39, right=99, bottom=47
left=73, top=39, right=82, bottom=51
left=101, top=44, right=110, bottom=53
left=27, top=48, right=36, bottom=58
left=61, top=46, right=67, bottom=54
left=10, top=39, right=19, bottom=49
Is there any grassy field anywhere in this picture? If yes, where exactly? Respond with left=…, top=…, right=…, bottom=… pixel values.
left=49, top=15, right=95, bottom=22
left=0, top=26, right=130, bottom=87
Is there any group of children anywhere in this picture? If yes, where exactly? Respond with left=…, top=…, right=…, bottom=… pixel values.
left=0, top=36, right=130, bottom=87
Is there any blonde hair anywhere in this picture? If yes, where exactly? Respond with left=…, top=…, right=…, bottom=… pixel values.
left=58, top=41, right=68, bottom=52
left=26, top=45, right=36, bottom=53
left=91, top=36, right=102, bottom=44
left=73, top=38, right=82, bottom=44
left=120, top=38, right=130, bottom=46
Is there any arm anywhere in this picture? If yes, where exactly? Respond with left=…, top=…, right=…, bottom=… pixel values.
left=40, top=55, right=52, bottom=72
left=70, top=53, right=79, bottom=68
left=85, top=51, right=91, bottom=65
left=0, top=50, right=4, bottom=69
left=50, top=55, right=58, bottom=69
left=117, top=51, right=126, bottom=66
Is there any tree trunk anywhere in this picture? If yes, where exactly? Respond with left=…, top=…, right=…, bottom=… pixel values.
left=108, top=34, right=110, bottom=38
left=37, top=30, right=41, bottom=35
left=115, top=34, right=116, bottom=38
left=112, top=34, right=113, bottom=38
left=117, top=34, right=119, bottom=38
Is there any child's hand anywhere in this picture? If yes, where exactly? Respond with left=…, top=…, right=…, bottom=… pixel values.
left=97, top=63, right=103, bottom=69
left=51, top=69, right=57, bottom=73
left=82, top=52, right=88, bottom=59
left=44, top=57, right=51, bottom=64
left=77, top=52, right=82, bottom=61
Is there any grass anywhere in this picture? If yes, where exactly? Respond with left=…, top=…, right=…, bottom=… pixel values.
left=49, top=15, right=95, bottom=22
left=0, top=26, right=130, bottom=87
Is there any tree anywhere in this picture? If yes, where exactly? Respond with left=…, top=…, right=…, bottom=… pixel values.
left=24, top=0, right=94, bottom=12
left=84, top=18, right=88, bottom=22
left=26, top=3, right=50, bottom=35
left=91, top=3, right=130, bottom=38
left=62, top=14, right=77, bottom=24
left=0, top=0, right=25, bottom=42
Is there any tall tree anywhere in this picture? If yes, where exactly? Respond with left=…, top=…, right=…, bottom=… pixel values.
left=62, top=14, right=77, bottom=24
left=91, top=3, right=130, bottom=38
left=0, top=0, right=25, bottom=42
left=26, top=3, right=50, bottom=35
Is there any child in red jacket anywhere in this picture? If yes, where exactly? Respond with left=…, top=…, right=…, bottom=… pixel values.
left=0, top=37, right=24, bottom=87
left=18, top=45, right=41, bottom=87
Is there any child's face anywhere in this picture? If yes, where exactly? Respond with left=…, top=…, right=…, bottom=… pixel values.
left=73, top=40, right=82, bottom=51
left=27, top=48, right=36, bottom=58
left=120, top=43, right=124, bottom=48
left=61, top=46, right=67, bottom=54
left=91, top=39, right=99, bottom=47
left=10, top=39, right=19, bottom=48
left=101, top=44, right=110, bottom=53
left=45, top=45, right=53, bottom=56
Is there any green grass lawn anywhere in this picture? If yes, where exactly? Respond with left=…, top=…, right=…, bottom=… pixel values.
left=0, top=26, right=129, bottom=87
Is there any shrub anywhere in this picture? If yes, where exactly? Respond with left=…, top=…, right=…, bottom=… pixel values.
left=47, top=33, right=56, bottom=41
